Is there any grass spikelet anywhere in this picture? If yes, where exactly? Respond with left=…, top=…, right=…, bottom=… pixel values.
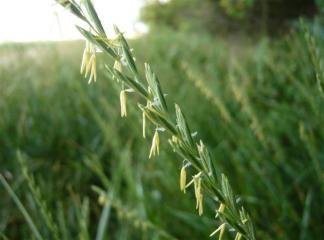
left=149, top=129, right=160, bottom=158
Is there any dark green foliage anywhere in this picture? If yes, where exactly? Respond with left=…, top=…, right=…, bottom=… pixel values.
left=141, top=0, right=320, bottom=34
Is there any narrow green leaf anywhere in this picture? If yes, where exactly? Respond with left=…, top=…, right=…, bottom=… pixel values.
left=95, top=192, right=113, bottom=240
left=0, top=175, right=44, bottom=240
left=84, top=0, right=106, bottom=35
left=56, top=1, right=86, bottom=21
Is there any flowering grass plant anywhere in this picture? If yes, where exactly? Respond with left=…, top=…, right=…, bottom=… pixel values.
left=56, top=0, right=256, bottom=239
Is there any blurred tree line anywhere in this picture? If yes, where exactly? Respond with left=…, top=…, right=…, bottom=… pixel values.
left=141, top=0, right=323, bottom=35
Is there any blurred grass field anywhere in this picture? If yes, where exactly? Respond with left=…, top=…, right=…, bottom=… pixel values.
left=0, top=27, right=323, bottom=239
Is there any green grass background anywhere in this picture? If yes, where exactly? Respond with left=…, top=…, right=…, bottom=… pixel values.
left=0, top=28, right=323, bottom=239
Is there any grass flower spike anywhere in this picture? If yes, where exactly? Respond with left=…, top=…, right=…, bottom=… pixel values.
left=0, top=1, right=322, bottom=238
left=56, top=1, right=256, bottom=239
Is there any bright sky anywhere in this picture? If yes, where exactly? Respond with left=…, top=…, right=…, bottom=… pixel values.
left=0, top=0, right=147, bottom=43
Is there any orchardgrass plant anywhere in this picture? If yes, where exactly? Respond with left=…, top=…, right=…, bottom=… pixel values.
left=56, top=0, right=256, bottom=239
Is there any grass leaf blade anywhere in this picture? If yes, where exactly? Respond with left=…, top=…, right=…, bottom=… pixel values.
left=0, top=175, right=44, bottom=240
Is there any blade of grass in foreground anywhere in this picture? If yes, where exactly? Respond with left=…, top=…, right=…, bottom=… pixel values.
left=95, top=191, right=113, bottom=240
left=0, top=174, right=44, bottom=240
